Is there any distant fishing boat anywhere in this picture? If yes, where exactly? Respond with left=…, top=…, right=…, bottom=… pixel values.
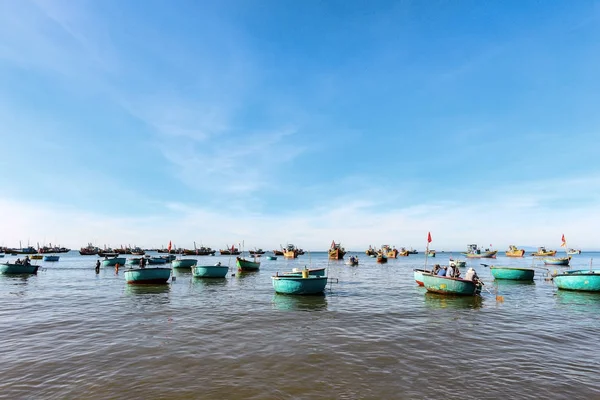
left=490, top=266, right=535, bottom=281
left=345, top=256, right=359, bottom=266
left=427, top=250, right=436, bottom=257
left=397, top=247, right=410, bottom=256
left=463, top=244, right=497, bottom=258
left=273, top=249, right=284, bottom=256
left=124, top=267, right=171, bottom=284
left=172, top=259, right=198, bottom=268
left=192, top=264, right=229, bottom=278
left=376, top=253, right=387, bottom=264
left=101, top=257, right=126, bottom=267
left=80, top=243, right=99, bottom=255
left=505, top=245, right=525, bottom=257
left=365, top=246, right=378, bottom=256
left=30, top=254, right=43, bottom=260
left=381, top=245, right=398, bottom=259
left=567, top=248, right=582, bottom=255
left=43, top=255, right=60, bottom=262
left=283, top=244, right=299, bottom=259
left=282, top=267, right=326, bottom=277
left=266, top=256, right=277, bottom=260
left=220, top=245, right=241, bottom=255
left=553, top=269, right=600, bottom=292
left=328, top=241, right=346, bottom=260
left=0, top=262, right=40, bottom=275
left=236, top=256, right=260, bottom=272
left=421, top=273, right=482, bottom=296
left=543, top=257, right=570, bottom=266
left=272, top=273, right=328, bottom=295
left=147, top=257, right=167, bottom=265
left=531, top=247, right=556, bottom=257
left=449, top=258, right=466, bottom=268
left=249, top=248, right=266, bottom=255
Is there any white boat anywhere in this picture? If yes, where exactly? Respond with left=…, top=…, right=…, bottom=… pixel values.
left=567, top=248, right=581, bottom=255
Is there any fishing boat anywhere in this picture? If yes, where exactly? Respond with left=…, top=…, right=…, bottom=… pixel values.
left=126, top=257, right=142, bottom=266
left=273, top=249, right=284, bottom=256
left=463, top=244, right=498, bottom=258
left=80, top=243, right=99, bottom=255
left=283, top=244, right=299, bottom=259
left=98, top=251, right=119, bottom=258
left=345, top=256, right=359, bottom=266
left=490, top=266, right=535, bottom=281
left=266, top=256, right=277, bottom=260
left=376, top=253, right=388, bottom=264
left=407, top=248, right=418, bottom=255
left=192, top=264, right=229, bottom=278
left=413, top=268, right=430, bottom=286
left=30, top=254, right=43, bottom=260
left=131, top=247, right=146, bottom=256
left=272, top=273, right=328, bottom=295
left=172, top=259, right=198, bottom=268
left=249, top=248, right=266, bottom=255
left=43, top=255, right=60, bottom=262
left=567, top=248, right=582, bottom=255
left=421, top=273, right=482, bottom=296
left=531, top=247, right=556, bottom=257
left=505, top=245, right=525, bottom=257
left=381, top=245, right=398, bottom=259
left=328, top=241, right=346, bottom=260
left=427, top=250, right=436, bottom=257
left=449, top=258, right=466, bottom=268
left=220, top=245, right=241, bottom=255
left=101, top=257, right=126, bottom=267
left=147, top=257, right=167, bottom=265
left=398, top=247, right=410, bottom=257
left=543, top=257, right=570, bottom=266
left=7, top=246, right=38, bottom=255
left=0, top=262, right=40, bottom=274
left=124, top=267, right=172, bottom=284
left=236, top=256, right=260, bottom=272
left=553, top=269, right=600, bottom=292
left=365, top=246, right=378, bottom=257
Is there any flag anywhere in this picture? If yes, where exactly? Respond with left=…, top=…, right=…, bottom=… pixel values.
left=561, top=234, right=566, bottom=247
left=231, top=244, right=235, bottom=252
left=427, top=232, right=432, bottom=243
left=331, top=240, right=335, bottom=249
left=168, top=241, right=172, bottom=252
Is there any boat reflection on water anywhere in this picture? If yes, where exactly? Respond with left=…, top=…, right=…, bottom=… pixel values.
left=124, top=284, right=171, bottom=304
left=423, top=292, right=483, bottom=310
left=493, top=279, right=536, bottom=287
left=555, top=290, right=600, bottom=309
left=172, top=268, right=193, bottom=278
left=191, top=276, right=228, bottom=289
left=271, top=293, right=328, bottom=311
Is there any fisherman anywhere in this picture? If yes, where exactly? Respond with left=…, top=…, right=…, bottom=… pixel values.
left=446, top=264, right=455, bottom=279
left=15, top=258, right=21, bottom=265
left=464, top=268, right=478, bottom=281
left=23, top=256, right=31, bottom=266
left=435, top=264, right=446, bottom=276
left=115, top=263, right=120, bottom=274
left=432, top=264, right=441, bottom=275
left=95, top=259, right=101, bottom=274
left=214, top=261, right=222, bottom=266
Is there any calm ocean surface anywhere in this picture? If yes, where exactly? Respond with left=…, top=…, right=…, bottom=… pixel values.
left=1, top=251, right=599, bottom=399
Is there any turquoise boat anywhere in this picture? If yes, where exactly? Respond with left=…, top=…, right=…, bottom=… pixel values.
left=413, top=268, right=430, bottom=286
left=544, top=257, right=570, bottom=266
left=172, top=259, right=198, bottom=268
left=266, top=256, right=277, bottom=260
left=421, top=273, right=482, bottom=296
left=126, top=257, right=142, bottom=265
left=236, top=257, right=260, bottom=272
left=0, top=263, right=39, bottom=274
left=147, top=257, right=167, bottom=265
left=101, top=257, right=127, bottom=267
left=43, top=255, right=60, bottom=262
left=272, top=275, right=328, bottom=295
left=283, top=267, right=326, bottom=277
left=124, top=267, right=171, bottom=284
left=553, top=269, right=600, bottom=292
left=490, top=266, right=535, bottom=281
left=192, top=265, right=229, bottom=278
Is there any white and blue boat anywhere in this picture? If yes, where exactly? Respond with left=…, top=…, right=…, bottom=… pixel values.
left=43, top=255, right=60, bottom=262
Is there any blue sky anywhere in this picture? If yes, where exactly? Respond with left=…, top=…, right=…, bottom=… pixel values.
left=1, top=0, right=599, bottom=251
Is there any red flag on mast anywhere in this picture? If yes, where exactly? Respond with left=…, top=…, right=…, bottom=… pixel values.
left=427, top=232, right=432, bottom=243
left=331, top=240, right=335, bottom=249
left=561, top=234, right=566, bottom=247
left=168, top=241, right=172, bottom=252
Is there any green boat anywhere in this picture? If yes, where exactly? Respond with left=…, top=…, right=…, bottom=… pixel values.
left=413, top=268, right=430, bottom=286
left=553, top=269, right=600, bottom=292
left=124, top=267, right=172, bottom=284
left=0, top=263, right=39, bottom=275
left=192, top=265, right=229, bottom=278
left=421, top=273, right=482, bottom=296
left=282, top=267, right=326, bottom=277
left=272, top=275, right=328, bottom=295
left=266, top=256, right=277, bottom=260
left=126, top=257, right=142, bottom=265
left=101, top=257, right=126, bottom=267
left=172, top=259, right=198, bottom=268
left=490, top=266, right=535, bottom=281
left=236, top=257, right=260, bottom=272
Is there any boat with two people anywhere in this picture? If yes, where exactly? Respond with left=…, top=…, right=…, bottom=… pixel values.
left=345, top=255, right=359, bottom=266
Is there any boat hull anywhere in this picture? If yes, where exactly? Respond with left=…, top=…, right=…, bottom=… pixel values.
left=421, top=273, right=481, bottom=296
left=124, top=268, right=171, bottom=284
left=505, top=250, right=525, bottom=257
left=272, top=276, right=328, bottom=295
left=554, top=270, right=600, bottom=292
left=465, top=250, right=498, bottom=259
left=376, top=256, right=387, bottom=263
left=101, top=257, right=127, bottom=267
left=0, top=263, right=39, bottom=274
left=192, top=265, right=229, bottom=278
left=172, top=259, right=198, bottom=268
left=43, top=255, right=60, bottom=262
left=328, top=248, right=346, bottom=260
left=236, top=257, right=260, bottom=271
left=147, top=257, right=167, bottom=265
left=543, top=257, right=570, bottom=266
left=266, top=256, right=277, bottom=260
left=490, top=267, right=535, bottom=281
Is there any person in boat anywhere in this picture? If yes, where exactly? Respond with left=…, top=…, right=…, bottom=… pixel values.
left=435, top=264, right=446, bottom=276
left=23, top=256, right=31, bottom=266
left=464, top=268, right=478, bottom=281
left=454, top=267, right=461, bottom=278
left=446, top=264, right=455, bottom=279
left=214, top=261, right=222, bottom=266
left=15, top=258, right=21, bottom=265
left=432, top=264, right=441, bottom=275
